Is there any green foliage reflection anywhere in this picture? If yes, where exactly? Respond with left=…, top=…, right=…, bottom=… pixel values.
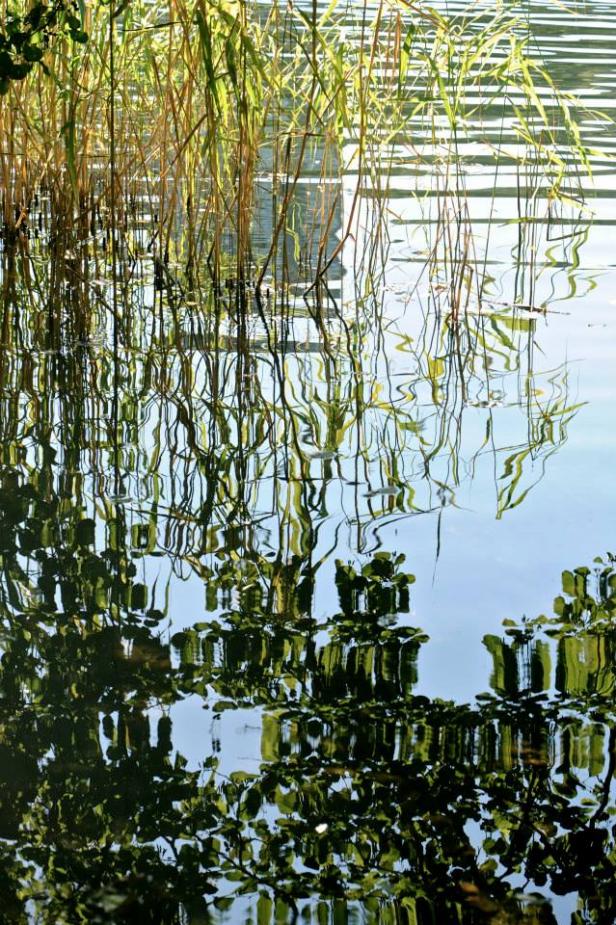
left=0, top=438, right=615, bottom=924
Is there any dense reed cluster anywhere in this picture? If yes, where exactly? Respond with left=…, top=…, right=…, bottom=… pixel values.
left=0, top=0, right=592, bottom=292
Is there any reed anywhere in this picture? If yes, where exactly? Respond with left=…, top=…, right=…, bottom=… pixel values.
left=0, top=0, right=594, bottom=293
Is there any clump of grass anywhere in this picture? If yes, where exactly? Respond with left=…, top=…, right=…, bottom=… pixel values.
left=0, top=0, right=595, bottom=293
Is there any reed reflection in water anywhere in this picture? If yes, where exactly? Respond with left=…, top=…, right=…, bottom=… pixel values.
left=0, top=174, right=612, bottom=924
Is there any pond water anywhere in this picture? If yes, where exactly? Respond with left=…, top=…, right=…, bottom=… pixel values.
left=0, top=0, right=615, bottom=923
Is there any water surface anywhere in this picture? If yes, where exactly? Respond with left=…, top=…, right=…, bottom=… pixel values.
left=0, top=0, right=615, bottom=922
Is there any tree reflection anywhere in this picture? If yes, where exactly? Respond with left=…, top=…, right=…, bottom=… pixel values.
left=0, top=429, right=614, bottom=923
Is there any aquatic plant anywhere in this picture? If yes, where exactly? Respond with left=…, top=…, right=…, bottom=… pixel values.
left=0, top=0, right=595, bottom=293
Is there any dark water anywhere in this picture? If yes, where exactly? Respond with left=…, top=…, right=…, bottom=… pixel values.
left=0, top=1, right=615, bottom=923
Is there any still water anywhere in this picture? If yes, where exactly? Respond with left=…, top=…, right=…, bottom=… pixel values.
left=0, top=0, right=615, bottom=923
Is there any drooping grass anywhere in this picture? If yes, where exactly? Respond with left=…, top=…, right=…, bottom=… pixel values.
left=0, top=0, right=597, bottom=296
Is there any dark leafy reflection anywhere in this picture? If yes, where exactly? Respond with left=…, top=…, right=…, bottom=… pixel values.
left=0, top=426, right=615, bottom=925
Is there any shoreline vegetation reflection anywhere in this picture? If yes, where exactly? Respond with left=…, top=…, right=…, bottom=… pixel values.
left=1, top=467, right=615, bottom=923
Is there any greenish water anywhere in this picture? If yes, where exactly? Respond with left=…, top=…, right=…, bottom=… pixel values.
left=0, top=1, right=615, bottom=923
